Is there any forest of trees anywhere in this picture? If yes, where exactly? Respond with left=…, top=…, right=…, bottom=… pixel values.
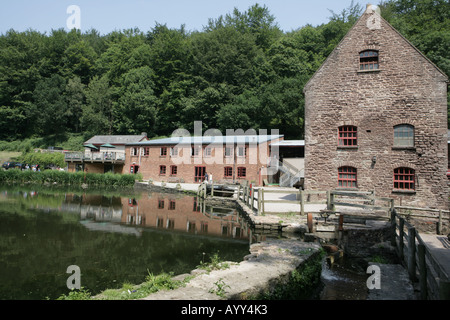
left=0, top=0, right=448, bottom=145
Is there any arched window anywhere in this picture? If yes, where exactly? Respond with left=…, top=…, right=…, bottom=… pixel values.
left=338, top=166, right=357, bottom=188
left=360, top=50, right=379, bottom=71
left=338, top=126, right=357, bottom=146
left=394, top=167, right=415, bottom=191
left=394, top=124, right=414, bottom=147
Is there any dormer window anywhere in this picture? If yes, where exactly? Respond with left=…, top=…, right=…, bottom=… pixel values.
left=360, top=50, right=379, bottom=71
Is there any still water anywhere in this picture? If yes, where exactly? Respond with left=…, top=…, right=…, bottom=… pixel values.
left=0, top=185, right=251, bottom=300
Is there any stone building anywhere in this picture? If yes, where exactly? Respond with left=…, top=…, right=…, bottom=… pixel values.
left=304, top=5, right=448, bottom=208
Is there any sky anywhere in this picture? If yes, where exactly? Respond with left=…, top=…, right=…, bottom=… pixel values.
left=0, top=0, right=379, bottom=35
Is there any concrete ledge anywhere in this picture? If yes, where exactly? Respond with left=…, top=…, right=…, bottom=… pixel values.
left=142, top=239, right=321, bottom=300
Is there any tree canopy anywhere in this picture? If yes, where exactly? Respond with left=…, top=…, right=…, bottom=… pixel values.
left=0, top=1, right=448, bottom=143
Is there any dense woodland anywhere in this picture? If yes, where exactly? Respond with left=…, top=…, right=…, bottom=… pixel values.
left=0, top=0, right=448, bottom=148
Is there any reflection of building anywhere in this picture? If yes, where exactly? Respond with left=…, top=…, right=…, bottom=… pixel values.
left=65, top=133, right=148, bottom=174
left=122, top=195, right=250, bottom=240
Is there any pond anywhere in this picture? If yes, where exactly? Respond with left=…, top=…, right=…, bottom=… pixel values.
left=0, top=184, right=252, bottom=300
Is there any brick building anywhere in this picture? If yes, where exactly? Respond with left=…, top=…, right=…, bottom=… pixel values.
left=304, top=5, right=448, bottom=208
left=125, top=134, right=283, bottom=185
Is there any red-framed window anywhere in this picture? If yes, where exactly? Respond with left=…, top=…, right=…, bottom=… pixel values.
left=170, top=165, right=177, bottom=176
left=160, top=147, right=167, bottom=157
left=169, top=200, right=176, bottom=210
left=194, top=166, right=206, bottom=182
left=143, top=147, right=150, bottom=156
left=224, top=167, right=233, bottom=178
left=158, top=199, right=164, bottom=209
left=338, top=166, right=357, bottom=188
left=159, top=165, right=166, bottom=175
left=360, top=50, right=379, bottom=71
left=237, top=167, right=246, bottom=178
left=394, top=167, right=415, bottom=191
left=338, top=126, right=357, bottom=147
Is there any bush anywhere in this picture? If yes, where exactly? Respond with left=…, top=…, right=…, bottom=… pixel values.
left=0, top=169, right=137, bottom=188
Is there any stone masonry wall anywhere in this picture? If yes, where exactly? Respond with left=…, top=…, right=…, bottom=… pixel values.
left=304, top=7, right=448, bottom=209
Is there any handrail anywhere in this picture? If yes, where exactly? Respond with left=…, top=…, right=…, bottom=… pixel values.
left=391, top=209, right=450, bottom=300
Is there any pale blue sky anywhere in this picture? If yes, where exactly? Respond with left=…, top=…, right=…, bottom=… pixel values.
left=0, top=0, right=381, bottom=35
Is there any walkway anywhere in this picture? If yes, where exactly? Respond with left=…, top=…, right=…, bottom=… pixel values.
left=420, top=233, right=450, bottom=280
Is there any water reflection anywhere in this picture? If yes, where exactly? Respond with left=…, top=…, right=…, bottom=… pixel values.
left=58, top=192, right=253, bottom=241
left=0, top=186, right=252, bottom=300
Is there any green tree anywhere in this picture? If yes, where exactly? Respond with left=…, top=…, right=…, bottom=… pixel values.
left=81, top=76, right=113, bottom=136
left=31, top=74, right=68, bottom=135
left=114, top=66, right=158, bottom=135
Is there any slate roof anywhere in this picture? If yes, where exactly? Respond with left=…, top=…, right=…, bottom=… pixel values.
left=84, top=134, right=147, bottom=146
left=127, top=135, right=284, bottom=146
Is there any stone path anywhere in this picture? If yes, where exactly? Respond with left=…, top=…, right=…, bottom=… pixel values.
left=142, top=239, right=321, bottom=300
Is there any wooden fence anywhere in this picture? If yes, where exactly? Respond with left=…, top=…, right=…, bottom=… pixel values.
left=391, top=209, right=450, bottom=300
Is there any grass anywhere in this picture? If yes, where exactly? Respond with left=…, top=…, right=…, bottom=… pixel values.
left=57, top=272, right=188, bottom=300
left=0, top=151, right=21, bottom=163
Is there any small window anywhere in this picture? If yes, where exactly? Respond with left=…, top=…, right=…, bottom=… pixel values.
left=225, top=147, right=233, bottom=157
left=158, top=199, right=164, bottom=209
left=170, top=147, right=178, bottom=157
left=237, top=167, right=246, bottom=178
left=338, top=166, right=357, bottom=188
left=394, top=167, right=415, bottom=191
left=169, top=200, right=176, bottom=210
left=338, top=126, right=357, bottom=146
left=192, top=147, right=200, bottom=157
left=360, top=50, right=379, bottom=71
left=159, top=165, right=166, bottom=175
left=394, top=125, right=414, bottom=147
left=131, top=147, right=138, bottom=156
left=224, top=167, right=233, bottom=178
left=170, top=165, right=177, bottom=176
left=143, top=147, right=150, bottom=156
left=160, top=147, right=167, bottom=157
left=204, top=147, right=212, bottom=157
left=237, top=146, right=247, bottom=157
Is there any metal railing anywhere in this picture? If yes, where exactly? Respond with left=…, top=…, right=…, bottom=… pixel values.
left=65, top=152, right=126, bottom=162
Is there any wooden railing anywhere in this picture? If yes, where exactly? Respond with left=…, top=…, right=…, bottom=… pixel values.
left=391, top=209, right=450, bottom=300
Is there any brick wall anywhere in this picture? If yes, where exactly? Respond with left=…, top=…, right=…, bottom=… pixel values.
left=124, top=139, right=281, bottom=186
left=304, top=8, right=448, bottom=208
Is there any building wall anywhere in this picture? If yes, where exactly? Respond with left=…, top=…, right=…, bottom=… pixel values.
left=124, top=138, right=281, bottom=185
left=304, top=8, right=448, bottom=208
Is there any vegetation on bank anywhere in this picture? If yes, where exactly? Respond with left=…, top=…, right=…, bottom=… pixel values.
left=0, top=169, right=139, bottom=187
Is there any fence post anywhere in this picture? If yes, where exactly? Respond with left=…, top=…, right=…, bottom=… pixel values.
left=330, top=191, right=336, bottom=212
left=418, top=244, right=427, bottom=300
left=211, top=182, right=214, bottom=197
left=251, top=186, right=255, bottom=211
left=438, top=210, right=443, bottom=235
left=326, top=191, right=331, bottom=210
left=257, top=189, right=261, bottom=216
left=390, top=209, right=397, bottom=247
left=407, top=226, right=417, bottom=282
left=399, top=218, right=405, bottom=261
left=300, top=190, right=305, bottom=216
left=261, top=188, right=265, bottom=216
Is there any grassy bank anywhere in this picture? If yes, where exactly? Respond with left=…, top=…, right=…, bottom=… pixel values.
left=0, top=169, right=139, bottom=188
